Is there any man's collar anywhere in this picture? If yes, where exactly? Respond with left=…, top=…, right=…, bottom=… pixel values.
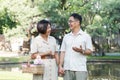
left=78, top=29, right=84, bottom=35
left=69, top=29, right=84, bottom=35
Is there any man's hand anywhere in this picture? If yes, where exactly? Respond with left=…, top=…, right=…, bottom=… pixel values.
left=58, top=65, right=65, bottom=76
left=72, top=45, right=83, bottom=53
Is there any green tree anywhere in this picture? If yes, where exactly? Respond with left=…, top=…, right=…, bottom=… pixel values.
left=0, top=0, right=119, bottom=52
left=0, top=0, right=40, bottom=39
left=0, top=8, right=17, bottom=34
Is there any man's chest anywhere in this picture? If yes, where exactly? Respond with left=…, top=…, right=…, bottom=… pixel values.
left=65, top=35, right=86, bottom=48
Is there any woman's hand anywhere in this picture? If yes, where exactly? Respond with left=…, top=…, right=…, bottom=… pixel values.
left=31, top=53, right=37, bottom=59
left=46, top=50, right=53, bottom=55
left=27, top=61, right=30, bottom=67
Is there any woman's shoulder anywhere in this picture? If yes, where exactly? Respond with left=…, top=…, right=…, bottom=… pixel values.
left=33, top=35, right=42, bottom=42
left=49, top=36, right=56, bottom=40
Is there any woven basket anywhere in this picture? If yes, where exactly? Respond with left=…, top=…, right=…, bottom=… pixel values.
left=22, top=64, right=44, bottom=74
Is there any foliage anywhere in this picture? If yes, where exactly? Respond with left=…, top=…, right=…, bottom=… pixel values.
left=100, top=0, right=120, bottom=34
left=0, top=8, right=17, bottom=34
left=0, top=0, right=119, bottom=37
left=0, top=0, right=120, bottom=52
left=38, top=0, right=69, bottom=28
left=0, top=0, right=40, bottom=39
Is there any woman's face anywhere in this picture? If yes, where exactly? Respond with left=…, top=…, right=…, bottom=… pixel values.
left=45, top=24, right=51, bottom=36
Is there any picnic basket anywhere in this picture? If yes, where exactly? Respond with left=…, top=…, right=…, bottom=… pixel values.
left=22, top=64, right=44, bottom=74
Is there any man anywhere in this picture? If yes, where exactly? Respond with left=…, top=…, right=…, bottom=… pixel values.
left=59, top=13, right=93, bottom=80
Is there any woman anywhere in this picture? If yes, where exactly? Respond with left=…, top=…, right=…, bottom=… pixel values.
left=30, top=19, right=59, bottom=80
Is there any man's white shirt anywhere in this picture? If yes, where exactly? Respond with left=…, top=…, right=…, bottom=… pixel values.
left=60, top=29, right=93, bottom=71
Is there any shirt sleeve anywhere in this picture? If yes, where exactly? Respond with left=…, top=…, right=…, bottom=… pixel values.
left=85, top=34, right=93, bottom=51
left=30, top=38, right=38, bottom=54
left=53, top=37, right=58, bottom=52
left=60, top=36, right=66, bottom=52
left=50, top=36, right=58, bottom=54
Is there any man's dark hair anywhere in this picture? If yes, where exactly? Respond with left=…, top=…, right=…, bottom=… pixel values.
left=70, top=13, right=82, bottom=25
left=37, top=19, right=51, bottom=34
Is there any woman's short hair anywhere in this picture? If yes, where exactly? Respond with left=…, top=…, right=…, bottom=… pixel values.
left=37, top=20, right=51, bottom=34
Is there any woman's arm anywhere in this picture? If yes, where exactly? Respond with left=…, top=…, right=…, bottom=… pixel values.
left=54, top=51, right=59, bottom=65
left=31, top=51, right=53, bottom=59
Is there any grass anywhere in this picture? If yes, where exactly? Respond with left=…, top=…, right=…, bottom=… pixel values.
left=87, top=56, right=120, bottom=60
left=0, top=55, right=120, bottom=63
left=0, top=55, right=119, bottom=80
left=0, top=56, right=30, bottom=63
left=0, top=71, right=32, bottom=80
left=0, top=55, right=63, bottom=80
left=0, top=71, right=63, bottom=80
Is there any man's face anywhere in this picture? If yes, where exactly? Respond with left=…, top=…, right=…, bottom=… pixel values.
left=68, top=16, right=79, bottom=30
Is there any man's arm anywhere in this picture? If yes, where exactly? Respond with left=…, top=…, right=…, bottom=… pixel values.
left=72, top=46, right=92, bottom=55
left=59, top=51, right=65, bottom=67
left=59, top=51, right=65, bottom=74
left=82, top=49, right=92, bottom=55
